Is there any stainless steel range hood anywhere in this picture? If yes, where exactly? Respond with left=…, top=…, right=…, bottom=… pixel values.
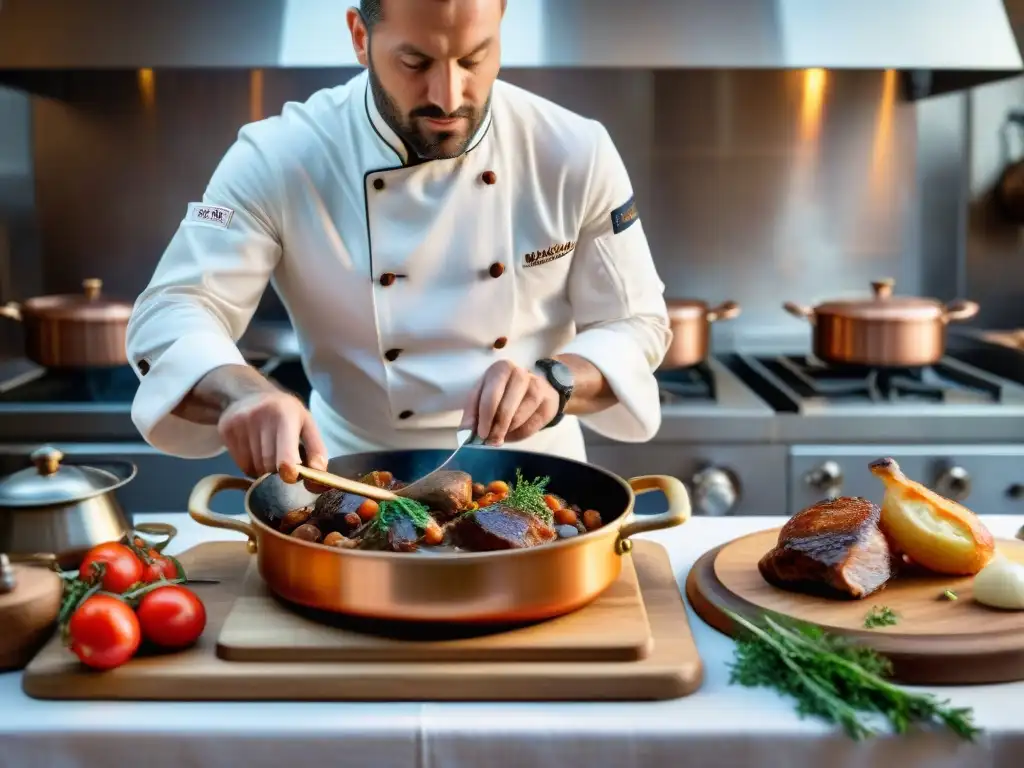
left=0, top=0, right=1021, bottom=92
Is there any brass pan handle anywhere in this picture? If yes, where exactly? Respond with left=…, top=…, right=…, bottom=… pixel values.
left=616, top=475, right=692, bottom=555
left=188, top=474, right=259, bottom=554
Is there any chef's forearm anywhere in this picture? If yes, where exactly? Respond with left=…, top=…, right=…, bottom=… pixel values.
left=171, top=364, right=277, bottom=425
left=554, top=354, right=617, bottom=415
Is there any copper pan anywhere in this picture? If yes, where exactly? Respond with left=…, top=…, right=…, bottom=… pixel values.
left=188, top=448, right=690, bottom=624
left=662, top=299, right=741, bottom=368
left=783, top=278, right=980, bottom=368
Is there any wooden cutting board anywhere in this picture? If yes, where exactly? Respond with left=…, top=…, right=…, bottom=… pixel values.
left=218, top=555, right=651, bottom=663
left=686, top=527, right=1024, bottom=685
left=23, top=540, right=704, bottom=701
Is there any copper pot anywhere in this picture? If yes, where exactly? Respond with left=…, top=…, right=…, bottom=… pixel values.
left=783, top=278, right=980, bottom=367
left=663, top=299, right=741, bottom=368
left=0, top=279, right=133, bottom=368
left=188, top=448, right=691, bottom=624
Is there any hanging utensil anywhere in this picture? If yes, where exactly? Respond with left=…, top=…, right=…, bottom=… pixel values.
left=996, top=109, right=1024, bottom=223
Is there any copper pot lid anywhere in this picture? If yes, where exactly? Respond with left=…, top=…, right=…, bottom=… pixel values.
left=19, top=279, right=134, bottom=322
left=813, top=279, right=947, bottom=321
left=0, top=447, right=133, bottom=507
left=666, top=299, right=709, bottom=321
left=666, top=299, right=741, bottom=322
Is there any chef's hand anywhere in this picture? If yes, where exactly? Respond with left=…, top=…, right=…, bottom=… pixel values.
left=461, top=360, right=560, bottom=446
left=217, top=389, right=329, bottom=483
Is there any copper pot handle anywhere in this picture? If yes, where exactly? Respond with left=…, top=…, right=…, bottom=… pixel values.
left=6, top=552, right=61, bottom=573
left=943, top=300, right=980, bottom=323
left=616, top=475, right=691, bottom=555
left=783, top=302, right=814, bottom=321
left=188, top=474, right=259, bottom=554
left=131, top=522, right=179, bottom=553
left=0, top=302, right=21, bottom=322
left=707, top=300, right=741, bottom=323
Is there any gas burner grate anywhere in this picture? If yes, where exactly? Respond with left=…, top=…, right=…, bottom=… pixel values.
left=0, top=366, right=140, bottom=404
left=764, top=356, right=1006, bottom=405
left=656, top=362, right=717, bottom=404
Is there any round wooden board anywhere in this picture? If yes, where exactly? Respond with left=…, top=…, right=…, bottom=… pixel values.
left=685, top=528, right=1024, bottom=685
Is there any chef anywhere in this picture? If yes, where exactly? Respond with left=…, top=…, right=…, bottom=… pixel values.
left=126, top=0, right=671, bottom=482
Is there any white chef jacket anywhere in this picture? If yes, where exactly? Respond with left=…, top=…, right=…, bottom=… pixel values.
left=127, top=69, right=671, bottom=461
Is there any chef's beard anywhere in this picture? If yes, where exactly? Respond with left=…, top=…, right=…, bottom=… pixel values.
left=368, top=65, right=488, bottom=161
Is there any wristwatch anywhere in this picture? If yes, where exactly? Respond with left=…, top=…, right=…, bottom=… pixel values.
left=535, top=358, right=574, bottom=428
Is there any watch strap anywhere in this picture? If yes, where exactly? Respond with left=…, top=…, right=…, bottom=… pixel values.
left=536, top=358, right=571, bottom=429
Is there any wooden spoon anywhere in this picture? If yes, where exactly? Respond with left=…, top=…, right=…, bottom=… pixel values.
left=293, top=465, right=400, bottom=502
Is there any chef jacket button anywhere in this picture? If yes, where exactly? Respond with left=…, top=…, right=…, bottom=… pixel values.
left=373, top=178, right=385, bottom=191
left=489, top=262, right=505, bottom=278
left=137, top=359, right=150, bottom=376
left=384, top=348, right=402, bottom=362
left=399, top=410, right=414, bottom=420
left=493, top=337, right=508, bottom=350
left=481, top=170, right=497, bottom=186
left=380, top=272, right=397, bottom=287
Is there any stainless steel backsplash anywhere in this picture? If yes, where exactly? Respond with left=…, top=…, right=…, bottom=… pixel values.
left=2, top=67, right=981, bottom=345
left=966, top=74, right=1024, bottom=330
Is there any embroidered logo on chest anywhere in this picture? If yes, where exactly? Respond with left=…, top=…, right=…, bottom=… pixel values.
left=523, top=241, right=576, bottom=269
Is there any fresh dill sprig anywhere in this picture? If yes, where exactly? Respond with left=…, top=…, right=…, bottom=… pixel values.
left=863, top=606, right=899, bottom=629
left=725, top=610, right=978, bottom=741
left=502, top=469, right=553, bottom=524
left=372, top=497, right=433, bottom=535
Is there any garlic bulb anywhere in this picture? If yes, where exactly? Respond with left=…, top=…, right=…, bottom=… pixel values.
left=972, top=555, right=1024, bottom=610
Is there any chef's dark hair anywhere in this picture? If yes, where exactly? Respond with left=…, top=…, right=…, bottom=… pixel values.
left=359, top=0, right=384, bottom=29
left=360, top=0, right=505, bottom=30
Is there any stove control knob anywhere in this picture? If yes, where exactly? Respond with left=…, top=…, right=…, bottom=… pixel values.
left=690, top=466, right=739, bottom=517
left=804, top=461, right=843, bottom=498
left=935, top=465, right=971, bottom=502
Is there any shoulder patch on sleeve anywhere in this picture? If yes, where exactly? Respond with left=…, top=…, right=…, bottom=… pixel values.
left=186, top=202, right=235, bottom=230
left=610, top=195, right=639, bottom=235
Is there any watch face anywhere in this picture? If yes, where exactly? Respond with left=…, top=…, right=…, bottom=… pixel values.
left=548, top=361, right=574, bottom=389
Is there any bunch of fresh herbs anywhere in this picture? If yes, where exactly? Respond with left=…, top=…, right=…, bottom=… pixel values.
left=502, top=469, right=553, bottom=524
left=726, top=610, right=979, bottom=741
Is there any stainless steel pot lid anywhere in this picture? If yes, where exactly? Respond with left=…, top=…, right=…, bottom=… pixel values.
left=0, top=446, right=136, bottom=507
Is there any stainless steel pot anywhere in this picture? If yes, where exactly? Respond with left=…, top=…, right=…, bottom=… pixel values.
left=0, top=446, right=172, bottom=569
left=663, top=299, right=741, bottom=368
left=783, top=278, right=980, bottom=368
left=0, top=279, right=133, bottom=368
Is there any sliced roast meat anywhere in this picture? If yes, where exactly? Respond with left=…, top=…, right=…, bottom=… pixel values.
left=758, top=496, right=895, bottom=599
left=450, top=504, right=557, bottom=551
left=401, top=470, right=474, bottom=521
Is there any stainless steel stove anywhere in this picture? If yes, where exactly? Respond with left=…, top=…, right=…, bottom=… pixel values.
left=1, top=336, right=1022, bottom=521
left=730, top=351, right=1024, bottom=518
left=584, top=357, right=784, bottom=518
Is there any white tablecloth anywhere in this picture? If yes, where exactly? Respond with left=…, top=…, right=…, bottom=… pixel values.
left=2, top=513, right=1024, bottom=768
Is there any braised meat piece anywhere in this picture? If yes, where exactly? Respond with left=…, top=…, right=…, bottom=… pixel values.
left=358, top=514, right=420, bottom=553
left=312, top=490, right=365, bottom=535
left=758, top=496, right=894, bottom=599
left=450, top=504, right=556, bottom=551
left=401, top=470, right=474, bottom=521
